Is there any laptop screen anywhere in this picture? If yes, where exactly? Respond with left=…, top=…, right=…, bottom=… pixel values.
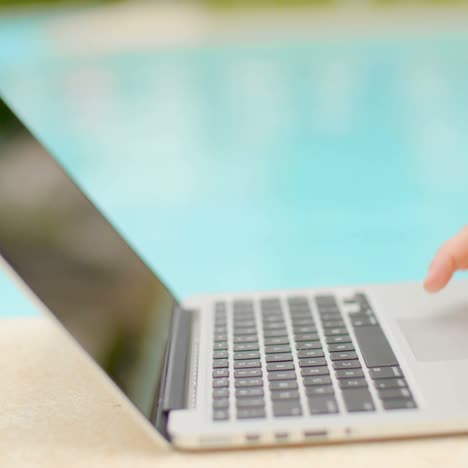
left=0, top=95, right=178, bottom=422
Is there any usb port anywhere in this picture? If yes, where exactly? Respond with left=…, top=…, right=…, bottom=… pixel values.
left=303, top=430, right=327, bottom=439
left=245, top=433, right=261, bottom=443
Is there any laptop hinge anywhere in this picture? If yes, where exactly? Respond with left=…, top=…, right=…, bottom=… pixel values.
left=162, top=305, right=193, bottom=412
left=152, top=304, right=194, bottom=438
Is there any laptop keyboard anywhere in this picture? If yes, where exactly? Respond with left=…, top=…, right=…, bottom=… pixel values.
left=212, top=293, right=417, bottom=421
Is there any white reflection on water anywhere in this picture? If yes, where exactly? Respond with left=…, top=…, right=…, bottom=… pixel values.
left=401, top=60, right=467, bottom=191
left=311, top=58, right=362, bottom=137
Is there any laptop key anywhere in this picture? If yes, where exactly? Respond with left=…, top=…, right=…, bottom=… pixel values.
left=326, top=335, right=352, bottom=344
left=291, top=318, right=315, bottom=326
left=234, top=360, right=261, bottom=369
left=234, top=343, right=259, bottom=352
left=213, top=410, right=229, bottom=421
left=297, top=341, right=322, bottom=350
left=236, top=387, right=264, bottom=398
left=237, top=408, right=266, bottom=419
left=262, top=320, right=285, bottom=328
left=234, top=368, right=262, bottom=378
left=261, top=298, right=281, bottom=307
left=268, top=370, right=297, bottom=381
left=316, top=296, right=339, bottom=305
left=265, top=345, right=291, bottom=354
left=233, top=327, right=257, bottom=336
left=315, top=295, right=337, bottom=305
left=320, top=314, right=342, bottom=322
left=262, top=313, right=284, bottom=321
left=298, top=357, right=327, bottom=368
left=271, top=390, right=300, bottom=401
left=213, top=398, right=229, bottom=409
left=378, top=388, right=412, bottom=400
left=263, top=322, right=287, bottom=330
left=318, top=307, right=340, bottom=315
left=328, top=343, right=354, bottom=353
left=322, top=320, right=345, bottom=328
left=339, top=378, right=368, bottom=389
left=330, top=351, right=358, bottom=361
left=213, top=351, right=228, bottom=360
left=324, top=327, right=348, bottom=337
left=383, top=399, right=417, bottom=410
left=297, top=349, right=325, bottom=359
left=234, top=351, right=260, bottom=360
left=301, top=367, right=330, bottom=377
left=236, top=398, right=265, bottom=408
left=303, top=375, right=332, bottom=386
left=290, top=312, right=313, bottom=320
left=214, top=301, right=226, bottom=312
left=293, top=326, right=317, bottom=334
left=333, top=360, right=361, bottom=370
left=308, top=396, right=339, bottom=415
left=353, top=326, right=399, bottom=368
left=288, top=296, right=309, bottom=304
left=264, top=329, right=288, bottom=338
left=289, top=306, right=310, bottom=314
left=351, top=317, right=378, bottom=327
left=269, top=380, right=298, bottom=390
left=374, top=378, right=407, bottom=390
left=317, top=299, right=339, bottom=308
left=295, top=333, right=319, bottom=342
left=234, top=335, right=258, bottom=344
left=288, top=297, right=309, bottom=304
left=235, top=378, right=263, bottom=388
left=342, top=388, right=375, bottom=412
left=369, top=367, right=403, bottom=380
left=265, top=337, right=289, bottom=346
left=272, top=402, right=302, bottom=417
left=305, top=385, right=334, bottom=396
left=213, top=388, right=229, bottom=398
left=233, top=313, right=254, bottom=320
left=233, top=320, right=256, bottom=329
left=213, top=359, right=229, bottom=369
left=213, top=369, right=229, bottom=378
left=214, top=342, right=228, bottom=351
left=267, top=362, right=295, bottom=372
left=266, top=353, right=293, bottom=363
left=213, top=378, right=229, bottom=388
left=233, top=301, right=254, bottom=309
left=262, top=315, right=283, bottom=322
left=288, top=306, right=310, bottom=313
left=335, top=368, right=364, bottom=379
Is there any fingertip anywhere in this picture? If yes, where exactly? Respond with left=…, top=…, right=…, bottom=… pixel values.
left=423, top=255, right=452, bottom=294
left=423, top=276, right=442, bottom=294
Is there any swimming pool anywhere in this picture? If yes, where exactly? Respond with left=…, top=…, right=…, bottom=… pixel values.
left=1, top=7, right=467, bottom=317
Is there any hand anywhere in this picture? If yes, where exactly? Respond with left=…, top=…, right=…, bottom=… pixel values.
left=424, top=226, right=468, bottom=293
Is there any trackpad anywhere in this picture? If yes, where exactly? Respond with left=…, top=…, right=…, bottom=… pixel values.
left=398, top=303, right=468, bottom=362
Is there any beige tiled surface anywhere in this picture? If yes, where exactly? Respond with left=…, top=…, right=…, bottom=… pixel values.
left=2, top=316, right=468, bottom=468
left=46, top=3, right=468, bottom=56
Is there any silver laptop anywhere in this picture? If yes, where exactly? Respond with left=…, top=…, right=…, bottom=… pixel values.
left=2, top=94, right=468, bottom=450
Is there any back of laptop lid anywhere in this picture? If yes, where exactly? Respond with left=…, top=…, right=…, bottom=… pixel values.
left=0, top=95, right=178, bottom=432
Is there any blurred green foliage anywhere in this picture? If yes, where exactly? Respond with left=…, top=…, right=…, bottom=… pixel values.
left=1, top=0, right=467, bottom=6
left=207, top=0, right=468, bottom=6
left=0, top=0, right=114, bottom=6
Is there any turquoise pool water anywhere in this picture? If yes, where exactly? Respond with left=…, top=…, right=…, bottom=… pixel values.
left=1, top=12, right=468, bottom=317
